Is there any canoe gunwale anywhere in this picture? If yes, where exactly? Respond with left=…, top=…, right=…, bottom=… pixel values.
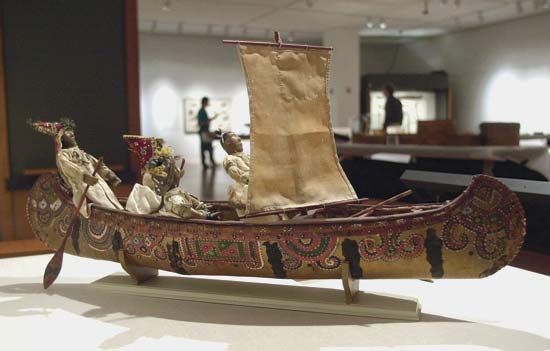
left=31, top=172, right=511, bottom=228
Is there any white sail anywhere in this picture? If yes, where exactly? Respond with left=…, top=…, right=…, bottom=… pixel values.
left=238, top=44, right=357, bottom=215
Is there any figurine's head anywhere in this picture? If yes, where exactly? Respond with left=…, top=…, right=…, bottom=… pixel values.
left=201, top=96, right=209, bottom=108
left=220, top=131, right=243, bottom=155
left=61, top=128, right=77, bottom=148
left=28, top=118, right=76, bottom=152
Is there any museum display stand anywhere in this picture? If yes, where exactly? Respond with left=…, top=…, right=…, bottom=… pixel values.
left=91, top=256, right=421, bottom=321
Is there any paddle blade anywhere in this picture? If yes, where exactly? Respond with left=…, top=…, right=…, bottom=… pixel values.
left=43, top=250, right=64, bottom=289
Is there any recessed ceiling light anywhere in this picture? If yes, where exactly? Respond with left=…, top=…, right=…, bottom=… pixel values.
left=379, top=20, right=387, bottom=30
left=161, top=0, right=172, bottom=12
left=366, top=18, right=374, bottom=28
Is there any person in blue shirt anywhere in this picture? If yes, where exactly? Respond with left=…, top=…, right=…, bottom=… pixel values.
left=197, top=97, right=218, bottom=168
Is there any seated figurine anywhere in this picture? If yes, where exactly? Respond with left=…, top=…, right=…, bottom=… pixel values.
left=220, top=131, right=250, bottom=216
left=123, top=135, right=163, bottom=214
left=124, top=135, right=211, bottom=219
left=29, top=119, right=123, bottom=217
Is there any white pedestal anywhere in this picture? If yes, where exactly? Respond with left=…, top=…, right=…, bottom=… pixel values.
left=91, top=273, right=421, bottom=321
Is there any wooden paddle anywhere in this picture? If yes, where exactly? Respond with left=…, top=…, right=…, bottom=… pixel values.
left=351, top=189, right=413, bottom=217
left=43, top=157, right=104, bottom=289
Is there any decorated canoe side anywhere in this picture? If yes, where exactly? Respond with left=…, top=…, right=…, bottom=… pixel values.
left=27, top=172, right=525, bottom=280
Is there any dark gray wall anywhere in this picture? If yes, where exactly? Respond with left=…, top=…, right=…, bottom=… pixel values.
left=3, top=0, right=129, bottom=188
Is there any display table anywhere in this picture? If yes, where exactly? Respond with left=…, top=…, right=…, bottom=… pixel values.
left=337, top=143, right=550, bottom=179
left=1, top=254, right=549, bottom=350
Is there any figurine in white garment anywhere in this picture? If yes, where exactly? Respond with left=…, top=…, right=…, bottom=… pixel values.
left=29, top=119, right=123, bottom=218
left=220, top=131, right=250, bottom=216
left=124, top=135, right=211, bottom=219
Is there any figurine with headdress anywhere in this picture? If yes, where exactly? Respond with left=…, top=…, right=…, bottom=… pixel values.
left=29, top=118, right=123, bottom=217
left=124, top=135, right=211, bottom=219
left=122, top=135, right=163, bottom=214
left=219, top=130, right=250, bottom=216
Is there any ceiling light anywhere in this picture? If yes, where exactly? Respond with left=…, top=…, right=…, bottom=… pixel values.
left=477, top=10, right=485, bottom=23
left=161, top=0, right=172, bottom=12
left=454, top=0, right=461, bottom=9
left=516, top=1, right=524, bottom=14
left=366, top=18, right=374, bottom=28
left=305, top=0, right=314, bottom=8
left=379, top=20, right=387, bottom=30
left=423, top=0, right=429, bottom=15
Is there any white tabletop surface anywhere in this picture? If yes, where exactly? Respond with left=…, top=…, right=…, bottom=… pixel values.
left=1, top=254, right=549, bottom=351
left=337, top=143, right=550, bottom=179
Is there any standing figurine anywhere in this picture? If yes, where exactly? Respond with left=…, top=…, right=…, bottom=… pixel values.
left=29, top=119, right=123, bottom=217
left=220, top=131, right=249, bottom=216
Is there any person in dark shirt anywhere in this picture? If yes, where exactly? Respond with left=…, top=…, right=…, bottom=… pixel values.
left=382, top=84, right=403, bottom=131
left=197, top=97, right=218, bottom=168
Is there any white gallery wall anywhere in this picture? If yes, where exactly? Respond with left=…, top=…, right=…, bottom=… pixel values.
left=139, top=33, right=250, bottom=165
left=362, top=12, right=550, bottom=134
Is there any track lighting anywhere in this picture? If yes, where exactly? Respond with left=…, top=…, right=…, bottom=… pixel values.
left=516, top=1, right=524, bottom=14
left=477, top=10, right=485, bottom=24
left=453, top=16, right=461, bottom=27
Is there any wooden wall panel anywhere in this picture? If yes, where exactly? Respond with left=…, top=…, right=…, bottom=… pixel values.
left=125, top=0, right=141, bottom=176
left=0, top=32, right=15, bottom=241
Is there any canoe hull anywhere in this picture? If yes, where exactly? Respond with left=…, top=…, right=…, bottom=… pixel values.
left=27, top=173, right=525, bottom=280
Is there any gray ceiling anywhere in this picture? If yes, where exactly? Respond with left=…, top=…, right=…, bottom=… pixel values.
left=138, top=0, right=550, bottom=41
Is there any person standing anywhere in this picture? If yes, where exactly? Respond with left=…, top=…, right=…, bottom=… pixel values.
left=197, top=97, right=218, bottom=168
left=382, top=84, right=403, bottom=131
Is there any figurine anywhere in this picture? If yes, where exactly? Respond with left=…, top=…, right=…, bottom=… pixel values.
left=123, top=135, right=163, bottom=215
left=29, top=119, right=123, bottom=217
left=220, top=131, right=249, bottom=216
left=124, top=135, right=211, bottom=219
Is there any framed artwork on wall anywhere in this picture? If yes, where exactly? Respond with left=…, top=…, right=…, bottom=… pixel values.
left=183, top=98, right=232, bottom=134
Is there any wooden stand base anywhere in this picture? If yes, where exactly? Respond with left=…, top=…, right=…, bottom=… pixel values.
left=91, top=273, right=421, bottom=321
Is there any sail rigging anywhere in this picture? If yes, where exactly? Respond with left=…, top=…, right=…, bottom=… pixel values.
left=236, top=42, right=357, bottom=215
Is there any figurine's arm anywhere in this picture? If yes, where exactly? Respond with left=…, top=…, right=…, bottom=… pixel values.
left=56, top=151, right=97, bottom=186
left=224, top=159, right=249, bottom=184
left=89, top=154, right=122, bottom=187
left=142, top=171, right=155, bottom=190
